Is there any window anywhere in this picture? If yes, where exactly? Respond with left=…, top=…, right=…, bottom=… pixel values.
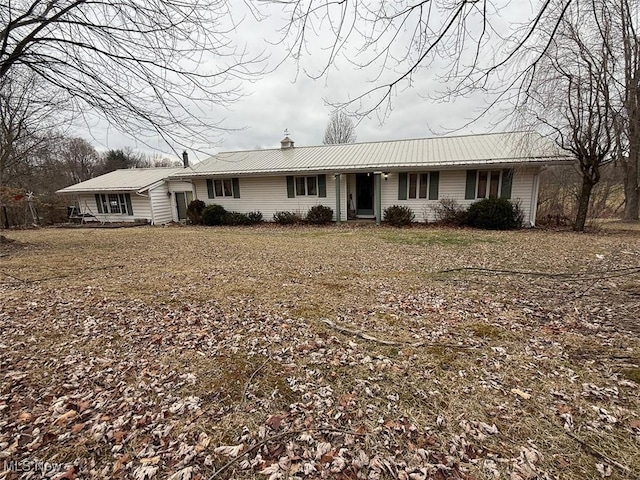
left=214, top=179, right=233, bottom=197
left=465, top=169, right=513, bottom=200
left=295, top=176, right=318, bottom=196
left=95, top=193, right=133, bottom=215
left=207, top=178, right=240, bottom=199
left=214, top=180, right=223, bottom=197
left=401, top=172, right=438, bottom=200
left=286, top=175, right=327, bottom=198
left=108, top=194, right=121, bottom=213
left=306, top=176, right=317, bottom=196
left=477, top=170, right=501, bottom=199
left=295, top=176, right=306, bottom=196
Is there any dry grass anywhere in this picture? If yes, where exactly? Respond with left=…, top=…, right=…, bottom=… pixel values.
left=0, top=225, right=639, bottom=480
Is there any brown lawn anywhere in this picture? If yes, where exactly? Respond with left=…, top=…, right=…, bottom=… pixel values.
left=1, top=225, right=639, bottom=480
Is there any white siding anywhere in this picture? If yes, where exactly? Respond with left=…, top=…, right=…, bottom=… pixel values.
left=194, top=175, right=347, bottom=221
left=76, top=193, right=152, bottom=223
left=380, top=168, right=540, bottom=225
left=148, top=184, right=173, bottom=224
left=189, top=168, right=539, bottom=225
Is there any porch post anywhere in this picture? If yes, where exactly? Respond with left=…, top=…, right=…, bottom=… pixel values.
left=374, top=173, right=382, bottom=226
left=334, top=174, right=341, bottom=223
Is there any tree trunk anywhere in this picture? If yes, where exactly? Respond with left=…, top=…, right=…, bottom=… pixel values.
left=574, top=176, right=595, bottom=232
left=622, top=150, right=639, bottom=220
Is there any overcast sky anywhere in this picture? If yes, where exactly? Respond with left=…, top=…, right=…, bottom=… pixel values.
left=68, top=1, right=530, bottom=164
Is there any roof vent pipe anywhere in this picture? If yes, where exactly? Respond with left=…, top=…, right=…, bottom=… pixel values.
left=182, top=151, right=189, bottom=168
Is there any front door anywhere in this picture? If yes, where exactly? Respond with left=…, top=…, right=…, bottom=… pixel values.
left=175, top=192, right=193, bottom=221
left=356, top=173, right=374, bottom=216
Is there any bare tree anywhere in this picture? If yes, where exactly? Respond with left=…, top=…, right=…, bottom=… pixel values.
left=323, top=112, right=356, bottom=144
left=264, top=1, right=574, bottom=119
left=519, top=3, right=614, bottom=231
left=60, top=138, right=100, bottom=184
left=608, top=0, right=640, bottom=221
left=0, top=70, right=60, bottom=190
left=0, top=0, right=263, bottom=150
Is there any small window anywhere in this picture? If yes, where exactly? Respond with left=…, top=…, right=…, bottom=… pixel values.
left=489, top=170, right=501, bottom=197
left=223, top=179, right=233, bottom=197
left=118, top=194, right=127, bottom=213
left=406, top=172, right=430, bottom=199
left=307, top=176, right=317, bottom=196
left=214, top=179, right=223, bottom=197
left=476, top=170, right=502, bottom=199
left=408, top=174, right=418, bottom=199
left=477, top=171, right=488, bottom=198
left=419, top=174, right=428, bottom=199
left=295, top=177, right=306, bottom=196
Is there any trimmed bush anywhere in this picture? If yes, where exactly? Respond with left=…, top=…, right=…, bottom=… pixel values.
left=222, top=211, right=251, bottom=226
left=306, top=205, right=334, bottom=224
left=202, top=204, right=226, bottom=226
left=467, top=197, right=523, bottom=230
left=273, top=211, right=303, bottom=225
left=186, top=199, right=206, bottom=225
left=431, top=198, right=468, bottom=226
left=246, top=211, right=263, bottom=224
left=383, top=205, right=415, bottom=227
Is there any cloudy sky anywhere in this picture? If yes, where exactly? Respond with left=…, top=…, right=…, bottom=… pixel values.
left=68, top=1, right=534, bottom=164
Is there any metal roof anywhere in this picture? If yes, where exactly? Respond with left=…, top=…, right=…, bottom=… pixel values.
left=173, top=131, right=571, bottom=178
left=57, top=168, right=183, bottom=194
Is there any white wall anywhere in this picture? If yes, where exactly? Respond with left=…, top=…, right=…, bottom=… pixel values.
left=77, top=193, right=152, bottom=223
left=148, top=184, right=173, bottom=224
left=380, top=167, right=540, bottom=225
left=189, top=168, right=540, bottom=225
left=194, top=175, right=347, bottom=221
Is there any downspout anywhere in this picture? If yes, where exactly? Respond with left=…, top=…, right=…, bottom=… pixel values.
left=335, top=174, right=341, bottom=223
left=374, top=173, right=382, bottom=226
left=529, top=170, right=540, bottom=227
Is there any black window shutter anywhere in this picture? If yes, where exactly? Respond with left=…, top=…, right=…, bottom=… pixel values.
left=398, top=173, right=408, bottom=200
left=206, top=179, right=214, bottom=198
left=232, top=178, right=240, bottom=198
left=125, top=193, right=134, bottom=215
left=317, top=174, right=327, bottom=198
left=95, top=194, right=103, bottom=213
left=465, top=170, right=477, bottom=200
left=428, top=171, right=440, bottom=200
left=286, top=176, right=295, bottom=198
left=501, top=169, right=513, bottom=199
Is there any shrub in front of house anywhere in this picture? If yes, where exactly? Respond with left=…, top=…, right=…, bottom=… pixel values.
left=222, top=211, right=252, bottom=226
left=383, top=205, right=415, bottom=226
left=431, top=198, right=469, bottom=226
left=273, top=210, right=303, bottom=225
left=246, top=211, right=263, bottom=224
left=467, top=197, right=523, bottom=230
left=202, top=204, right=227, bottom=226
left=306, top=205, right=334, bottom=224
left=186, top=199, right=206, bottom=225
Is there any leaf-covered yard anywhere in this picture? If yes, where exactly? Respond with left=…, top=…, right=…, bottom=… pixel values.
left=1, top=226, right=639, bottom=480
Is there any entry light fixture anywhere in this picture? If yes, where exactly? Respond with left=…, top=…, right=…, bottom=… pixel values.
left=167, top=191, right=172, bottom=197
left=383, top=173, right=389, bottom=181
